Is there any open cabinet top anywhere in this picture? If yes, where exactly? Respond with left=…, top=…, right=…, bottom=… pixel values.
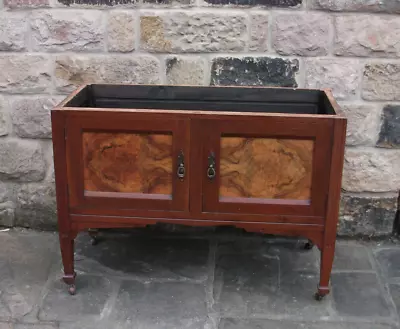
left=56, top=84, right=345, bottom=117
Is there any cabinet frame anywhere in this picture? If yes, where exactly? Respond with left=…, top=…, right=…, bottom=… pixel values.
left=52, top=84, right=346, bottom=300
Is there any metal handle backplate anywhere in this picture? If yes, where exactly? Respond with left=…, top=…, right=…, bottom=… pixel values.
left=177, top=150, right=185, bottom=179
left=207, top=152, right=216, bottom=180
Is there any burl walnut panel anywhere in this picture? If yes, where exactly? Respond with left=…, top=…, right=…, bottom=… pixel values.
left=220, top=137, right=314, bottom=200
left=83, top=132, right=173, bottom=194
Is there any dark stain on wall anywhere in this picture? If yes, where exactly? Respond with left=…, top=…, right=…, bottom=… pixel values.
left=58, top=0, right=136, bottom=6
left=204, top=0, right=301, bottom=6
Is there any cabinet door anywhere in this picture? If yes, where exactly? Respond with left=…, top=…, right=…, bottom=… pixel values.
left=199, top=116, right=333, bottom=217
left=66, top=111, right=189, bottom=213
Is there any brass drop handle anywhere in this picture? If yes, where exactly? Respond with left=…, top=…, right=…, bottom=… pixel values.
left=207, top=152, right=216, bottom=180
left=177, top=150, right=185, bottom=180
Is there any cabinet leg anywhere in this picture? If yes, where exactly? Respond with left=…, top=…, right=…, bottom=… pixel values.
left=60, top=234, right=76, bottom=295
left=316, top=244, right=335, bottom=300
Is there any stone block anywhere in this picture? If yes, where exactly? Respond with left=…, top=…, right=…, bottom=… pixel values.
left=31, top=11, right=104, bottom=52
left=108, top=11, right=135, bottom=52
left=0, top=12, right=28, bottom=51
left=272, top=13, right=330, bottom=56
left=57, top=0, right=137, bottom=5
left=140, top=12, right=247, bottom=53
left=15, top=182, right=57, bottom=229
left=331, top=272, right=390, bottom=316
left=377, top=105, right=400, bottom=148
left=0, top=55, right=51, bottom=94
left=339, top=196, right=397, bottom=236
left=10, top=97, right=60, bottom=139
left=309, top=0, right=400, bottom=13
left=305, top=59, right=359, bottom=100
left=335, top=16, right=400, bottom=57
left=211, top=57, right=299, bottom=87
left=54, top=55, right=160, bottom=93
left=4, top=0, right=48, bottom=8
left=143, top=0, right=192, bottom=6
left=342, top=149, right=400, bottom=192
left=340, top=103, right=381, bottom=146
left=0, top=207, right=15, bottom=228
left=166, top=56, right=206, bottom=85
left=0, top=139, right=46, bottom=182
left=0, top=183, right=15, bottom=227
left=362, top=63, right=400, bottom=101
left=249, top=12, right=268, bottom=52
left=0, top=97, right=9, bottom=137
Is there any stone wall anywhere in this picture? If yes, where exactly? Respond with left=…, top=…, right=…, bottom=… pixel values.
left=0, top=0, right=399, bottom=235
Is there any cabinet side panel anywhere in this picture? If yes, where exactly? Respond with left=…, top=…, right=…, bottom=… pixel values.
left=83, top=132, right=173, bottom=194
left=220, top=137, right=314, bottom=200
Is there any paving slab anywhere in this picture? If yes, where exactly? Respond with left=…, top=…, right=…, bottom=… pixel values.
left=389, top=284, right=400, bottom=315
left=1, top=230, right=400, bottom=328
left=109, top=280, right=208, bottom=329
left=375, top=248, right=400, bottom=279
left=213, top=250, right=329, bottom=318
left=0, top=323, right=58, bottom=329
left=0, top=231, right=58, bottom=320
left=217, top=239, right=318, bottom=272
left=39, top=274, right=115, bottom=322
left=0, top=323, right=12, bottom=329
left=74, top=234, right=210, bottom=282
left=333, top=242, right=373, bottom=271
left=331, top=272, right=390, bottom=317
left=219, top=318, right=396, bottom=329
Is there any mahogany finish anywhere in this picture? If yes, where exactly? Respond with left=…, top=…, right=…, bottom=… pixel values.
left=51, top=84, right=346, bottom=299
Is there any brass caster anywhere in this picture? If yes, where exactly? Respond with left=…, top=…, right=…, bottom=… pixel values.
left=68, top=284, right=76, bottom=295
left=314, top=292, right=325, bottom=301
left=88, top=229, right=100, bottom=246
left=304, top=241, right=314, bottom=250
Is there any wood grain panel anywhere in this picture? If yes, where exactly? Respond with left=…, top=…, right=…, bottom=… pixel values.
left=220, top=137, right=314, bottom=200
left=83, top=132, right=173, bottom=194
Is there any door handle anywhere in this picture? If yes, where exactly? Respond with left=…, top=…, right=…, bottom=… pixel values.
left=207, top=152, right=216, bottom=180
left=177, top=150, right=185, bottom=180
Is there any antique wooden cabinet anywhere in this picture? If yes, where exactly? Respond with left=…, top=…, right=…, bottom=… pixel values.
left=51, top=84, right=346, bottom=299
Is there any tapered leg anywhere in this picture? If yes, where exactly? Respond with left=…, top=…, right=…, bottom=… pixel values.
left=315, top=243, right=335, bottom=300
left=60, top=234, right=76, bottom=295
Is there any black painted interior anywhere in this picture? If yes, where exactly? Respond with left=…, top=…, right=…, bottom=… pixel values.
left=65, top=84, right=337, bottom=115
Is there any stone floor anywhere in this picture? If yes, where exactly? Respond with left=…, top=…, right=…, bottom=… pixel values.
left=1, top=227, right=400, bottom=329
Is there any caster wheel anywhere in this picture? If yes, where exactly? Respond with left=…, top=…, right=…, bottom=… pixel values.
left=314, top=292, right=325, bottom=301
left=68, top=284, right=76, bottom=295
left=304, top=242, right=314, bottom=250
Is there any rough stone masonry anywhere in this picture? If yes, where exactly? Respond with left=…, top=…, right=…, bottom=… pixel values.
left=0, top=0, right=399, bottom=236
